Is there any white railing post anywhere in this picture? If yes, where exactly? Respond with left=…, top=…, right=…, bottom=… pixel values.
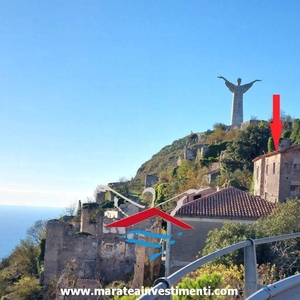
left=244, top=238, right=259, bottom=298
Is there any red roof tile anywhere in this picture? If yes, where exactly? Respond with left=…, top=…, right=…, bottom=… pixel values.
left=176, top=187, right=275, bottom=219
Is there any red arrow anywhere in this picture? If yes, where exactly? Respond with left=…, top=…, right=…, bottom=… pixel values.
left=270, top=94, right=283, bottom=151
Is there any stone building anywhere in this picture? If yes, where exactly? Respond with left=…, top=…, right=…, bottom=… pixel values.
left=205, top=169, right=220, bottom=184
left=43, top=194, right=160, bottom=294
left=253, top=144, right=300, bottom=203
left=145, top=174, right=159, bottom=188
left=184, top=146, right=197, bottom=161
left=170, top=187, right=275, bottom=273
left=240, top=119, right=260, bottom=130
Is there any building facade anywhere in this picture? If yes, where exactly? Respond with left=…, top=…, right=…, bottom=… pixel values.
left=253, top=144, right=300, bottom=203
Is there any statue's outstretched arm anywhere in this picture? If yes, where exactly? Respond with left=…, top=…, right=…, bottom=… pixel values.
left=218, top=76, right=230, bottom=82
left=250, top=79, right=262, bottom=84
left=218, top=76, right=235, bottom=92
left=242, top=79, right=262, bottom=93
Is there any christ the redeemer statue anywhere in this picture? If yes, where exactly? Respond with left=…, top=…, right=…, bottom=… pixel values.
left=218, top=76, right=261, bottom=126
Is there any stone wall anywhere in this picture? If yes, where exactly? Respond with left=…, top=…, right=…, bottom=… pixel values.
left=43, top=202, right=161, bottom=290
left=263, top=154, right=281, bottom=202
left=43, top=220, right=99, bottom=285
left=253, top=156, right=266, bottom=199
left=131, top=222, right=162, bottom=288
left=199, top=145, right=209, bottom=158
left=253, top=154, right=281, bottom=203
left=279, top=148, right=300, bottom=201
left=184, top=147, right=196, bottom=161
left=145, top=174, right=159, bottom=188
left=240, top=120, right=260, bottom=131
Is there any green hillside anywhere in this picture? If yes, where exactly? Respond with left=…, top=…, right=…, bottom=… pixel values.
left=127, top=124, right=239, bottom=194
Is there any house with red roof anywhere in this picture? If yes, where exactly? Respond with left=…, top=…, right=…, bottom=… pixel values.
left=169, top=186, right=275, bottom=272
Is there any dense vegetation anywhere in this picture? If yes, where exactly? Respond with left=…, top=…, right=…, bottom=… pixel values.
left=0, top=220, right=55, bottom=299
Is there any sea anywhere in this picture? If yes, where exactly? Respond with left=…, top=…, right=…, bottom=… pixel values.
left=0, top=205, right=63, bottom=260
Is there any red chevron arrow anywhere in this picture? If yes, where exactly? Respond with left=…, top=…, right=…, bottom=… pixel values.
left=270, top=94, right=283, bottom=151
left=105, top=207, right=194, bottom=229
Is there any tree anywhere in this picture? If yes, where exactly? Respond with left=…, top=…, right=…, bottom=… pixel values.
left=254, top=198, right=300, bottom=274
left=213, top=122, right=227, bottom=131
left=63, top=200, right=78, bottom=216
left=26, top=220, right=47, bottom=244
left=177, top=160, right=194, bottom=180
left=0, top=222, right=47, bottom=299
left=176, top=160, right=200, bottom=193
left=281, top=111, right=294, bottom=130
left=9, top=277, right=42, bottom=300
left=223, top=128, right=239, bottom=141
left=175, top=272, right=223, bottom=300
left=206, top=128, right=226, bottom=144
left=10, top=239, right=40, bottom=277
left=155, top=183, right=170, bottom=205
left=214, top=169, right=253, bottom=191
left=175, top=264, right=244, bottom=300
left=202, top=199, right=300, bottom=277
left=222, top=122, right=270, bottom=172
left=290, top=119, right=300, bottom=144
left=281, top=130, right=291, bottom=139
left=202, top=223, right=256, bottom=266
left=158, top=170, right=172, bottom=183
left=0, top=267, right=11, bottom=298
left=115, top=183, right=130, bottom=198
left=268, top=137, right=275, bottom=153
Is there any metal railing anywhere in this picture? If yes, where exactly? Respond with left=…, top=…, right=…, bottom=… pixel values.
left=246, top=273, right=300, bottom=299
left=137, top=232, right=300, bottom=300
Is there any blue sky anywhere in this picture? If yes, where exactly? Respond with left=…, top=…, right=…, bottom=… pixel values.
left=1, top=1, right=300, bottom=207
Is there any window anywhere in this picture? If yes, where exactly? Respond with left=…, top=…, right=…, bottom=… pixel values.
left=292, top=164, right=300, bottom=174
left=105, top=244, right=114, bottom=252
left=291, top=185, right=300, bottom=197
left=266, top=165, right=269, bottom=175
left=292, top=158, right=300, bottom=174
left=273, top=162, right=276, bottom=174
left=256, top=166, right=259, bottom=181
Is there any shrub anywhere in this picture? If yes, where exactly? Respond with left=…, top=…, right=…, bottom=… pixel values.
left=10, top=277, right=42, bottom=300
left=204, top=141, right=228, bottom=158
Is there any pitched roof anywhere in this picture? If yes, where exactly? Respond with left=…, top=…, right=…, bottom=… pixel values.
left=105, top=207, right=194, bottom=229
left=175, top=187, right=275, bottom=219
left=253, top=144, right=300, bottom=162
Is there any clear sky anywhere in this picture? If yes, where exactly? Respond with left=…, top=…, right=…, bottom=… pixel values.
left=1, top=1, right=300, bottom=207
